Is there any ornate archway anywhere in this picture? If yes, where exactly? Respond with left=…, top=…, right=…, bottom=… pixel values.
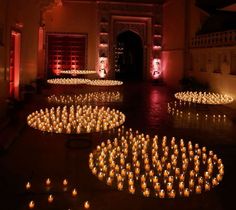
left=115, top=30, right=143, bottom=81
left=111, top=17, right=149, bottom=80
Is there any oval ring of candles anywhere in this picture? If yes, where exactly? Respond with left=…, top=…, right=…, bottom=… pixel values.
left=87, top=79, right=123, bottom=86
left=47, top=78, right=90, bottom=85
left=47, top=91, right=122, bottom=105
left=89, top=128, right=224, bottom=198
left=60, top=70, right=97, bottom=75
left=27, top=105, right=125, bottom=134
left=174, top=91, right=233, bottom=105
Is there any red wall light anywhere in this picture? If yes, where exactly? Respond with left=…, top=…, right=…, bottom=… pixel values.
left=152, top=58, right=161, bottom=79
left=98, top=56, right=108, bottom=78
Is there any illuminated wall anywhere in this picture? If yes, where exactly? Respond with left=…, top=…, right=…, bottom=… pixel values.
left=0, top=0, right=8, bottom=117
left=43, top=1, right=97, bottom=77
left=162, top=0, right=186, bottom=88
left=186, top=1, right=236, bottom=106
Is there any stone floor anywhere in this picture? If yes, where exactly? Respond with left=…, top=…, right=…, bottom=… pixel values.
left=0, top=82, right=236, bottom=210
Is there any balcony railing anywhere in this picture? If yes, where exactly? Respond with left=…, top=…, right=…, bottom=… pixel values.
left=191, top=30, right=236, bottom=48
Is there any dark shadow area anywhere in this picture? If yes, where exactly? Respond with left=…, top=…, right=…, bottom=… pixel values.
left=115, top=30, right=143, bottom=81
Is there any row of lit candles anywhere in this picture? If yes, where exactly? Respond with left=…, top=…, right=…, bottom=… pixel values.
left=47, top=78, right=123, bottom=86
left=60, top=70, right=97, bottom=75
left=89, top=128, right=224, bottom=198
left=174, top=91, right=233, bottom=105
left=27, top=105, right=125, bottom=134
left=168, top=102, right=227, bottom=120
left=28, top=199, right=90, bottom=209
left=86, top=79, right=123, bottom=86
left=47, top=91, right=122, bottom=105
left=47, top=78, right=90, bottom=85
left=26, top=179, right=90, bottom=209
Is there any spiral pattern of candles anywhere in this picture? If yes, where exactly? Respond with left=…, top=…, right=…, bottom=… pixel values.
left=89, top=128, right=224, bottom=198
left=27, top=105, right=125, bottom=134
left=174, top=91, right=233, bottom=105
left=48, top=91, right=122, bottom=105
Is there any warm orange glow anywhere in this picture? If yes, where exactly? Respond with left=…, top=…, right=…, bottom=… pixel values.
left=9, top=31, right=21, bottom=100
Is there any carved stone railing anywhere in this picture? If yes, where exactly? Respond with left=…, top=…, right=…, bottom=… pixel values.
left=191, top=30, right=236, bottom=48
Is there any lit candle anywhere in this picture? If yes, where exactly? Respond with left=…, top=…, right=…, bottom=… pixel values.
left=183, top=188, right=190, bottom=197
left=84, top=201, right=90, bottom=209
left=143, top=188, right=150, bottom=197
left=63, top=179, right=68, bottom=187
left=205, top=182, right=211, bottom=191
left=72, top=188, right=78, bottom=197
left=46, top=178, right=51, bottom=186
left=48, top=194, right=54, bottom=203
left=107, top=177, right=113, bottom=185
left=117, top=182, right=123, bottom=191
left=28, top=201, right=35, bottom=209
left=195, top=185, right=202, bottom=194
left=179, top=181, right=185, bottom=191
left=169, top=189, right=176, bottom=198
left=26, top=182, right=31, bottom=190
left=159, top=189, right=165, bottom=198
left=129, top=185, right=135, bottom=194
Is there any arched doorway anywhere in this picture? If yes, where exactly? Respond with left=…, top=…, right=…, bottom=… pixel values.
left=115, top=30, right=143, bottom=81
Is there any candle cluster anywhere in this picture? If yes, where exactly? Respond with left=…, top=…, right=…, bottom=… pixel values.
left=27, top=105, right=125, bottom=134
left=168, top=101, right=227, bottom=120
left=89, top=128, right=224, bottom=198
left=47, top=78, right=123, bottom=86
left=168, top=101, right=232, bottom=130
left=86, top=79, right=123, bottom=86
left=25, top=178, right=90, bottom=209
left=175, top=91, right=233, bottom=105
left=60, top=70, right=97, bottom=75
left=48, top=91, right=122, bottom=105
left=47, top=78, right=90, bottom=85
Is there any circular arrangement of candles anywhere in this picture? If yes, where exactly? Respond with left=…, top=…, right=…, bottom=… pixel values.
left=174, top=91, right=233, bottom=105
left=48, top=91, right=122, bottom=105
left=89, top=128, right=224, bottom=198
left=47, top=78, right=90, bottom=85
left=25, top=178, right=90, bottom=209
left=87, top=79, right=123, bottom=86
left=27, top=105, right=125, bottom=134
left=60, top=70, right=97, bottom=75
